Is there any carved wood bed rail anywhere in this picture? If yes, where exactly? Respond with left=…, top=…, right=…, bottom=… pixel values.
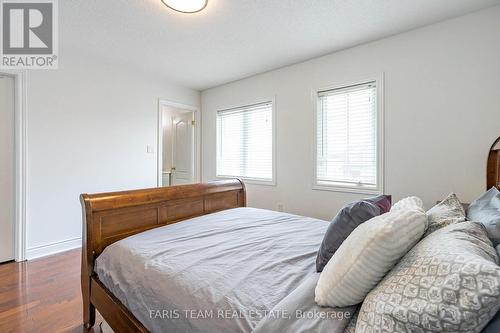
left=80, top=179, right=246, bottom=331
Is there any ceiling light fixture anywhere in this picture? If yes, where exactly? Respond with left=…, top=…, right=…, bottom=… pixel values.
left=161, top=0, right=208, bottom=13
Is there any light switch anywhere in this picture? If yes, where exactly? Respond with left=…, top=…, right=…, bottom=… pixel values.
left=147, top=145, right=155, bottom=154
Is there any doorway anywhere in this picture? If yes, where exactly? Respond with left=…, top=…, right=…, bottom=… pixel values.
left=0, top=75, right=15, bottom=263
left=158, top=100, right=200, bottom=187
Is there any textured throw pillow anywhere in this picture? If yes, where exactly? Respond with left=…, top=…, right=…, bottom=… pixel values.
left=315, top=201, right=428, bottom=307
left=392, top=196, right=424, bottom=213
left=424, top=193, right=466, bottom=236
left=484, top=245, right=500, bottom=332
left=467, top=187, right=500, bottom=246
left=364, top=194, right=392, bottom=214
left=316, top=200, right=381, bottom=272
left=356, top=222, right=500, bottom=333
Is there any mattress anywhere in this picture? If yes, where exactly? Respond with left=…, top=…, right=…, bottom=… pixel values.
left=95, top=207, right=356, bottom=332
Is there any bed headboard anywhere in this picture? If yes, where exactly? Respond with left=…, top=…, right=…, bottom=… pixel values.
left=487, top=136, right=500, bottom=190
left=80, top=179, right=246, bottom=328
left=81, top=179, right=246, bottom=261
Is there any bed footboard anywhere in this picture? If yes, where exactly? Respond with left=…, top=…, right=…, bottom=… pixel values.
left=80, top=179, right=246, bottom=330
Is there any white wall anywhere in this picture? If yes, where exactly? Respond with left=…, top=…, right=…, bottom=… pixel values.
left=0, top=76, right=15, bottom=262
left=201, top=7, right=500, bottom=221
left=25, top=49, right=200, bottom=258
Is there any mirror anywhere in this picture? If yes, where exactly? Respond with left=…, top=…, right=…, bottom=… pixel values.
left=487, top=136, right=500, bottom=190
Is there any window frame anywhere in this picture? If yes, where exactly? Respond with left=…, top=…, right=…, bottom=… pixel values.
left=215, top=98, right=277, bottom=186
left=312, top=76, right=384, bottom=195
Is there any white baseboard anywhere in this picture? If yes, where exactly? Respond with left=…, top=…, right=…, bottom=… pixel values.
left=26, top=237, right=82, bottom=260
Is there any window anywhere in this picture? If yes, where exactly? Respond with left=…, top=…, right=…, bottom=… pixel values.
left=315, top=81, right=382, bottom=193
left=216, top=101, right=274, bottom=183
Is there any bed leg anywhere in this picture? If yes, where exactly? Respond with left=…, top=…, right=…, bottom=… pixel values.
left=84, top=303, right=96, bottom=329
left=83, top=276, right=96, bottom=328
left=81, top=239, right=95, bottom=328
left=81, top=196, right=96, bottom=329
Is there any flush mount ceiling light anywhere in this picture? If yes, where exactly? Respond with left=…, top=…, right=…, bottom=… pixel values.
left=161, top=0, right=208, bottom=13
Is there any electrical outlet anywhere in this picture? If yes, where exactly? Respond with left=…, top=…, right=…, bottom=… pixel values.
left=277, top=203, right=284, bottom=212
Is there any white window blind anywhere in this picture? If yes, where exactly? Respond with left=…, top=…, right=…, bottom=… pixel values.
left=216, top=102, right=273, bottom=182
left=316, top=82, right=378, bottom=190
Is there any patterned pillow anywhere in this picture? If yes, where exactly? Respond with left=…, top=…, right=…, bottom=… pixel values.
left=356, top=222, right=500, bottom=333
left=315, top=201, right=428, bottom=307
left=425, top=193, right=466, bottom=236
left=482, top=245, right=500, bottom=332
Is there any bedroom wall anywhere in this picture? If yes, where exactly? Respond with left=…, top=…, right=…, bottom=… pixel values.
left=25, top=49, right=200, bottom=259
left=201, top=7, right=500, bottom=221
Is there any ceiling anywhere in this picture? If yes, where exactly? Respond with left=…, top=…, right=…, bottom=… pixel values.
left=62, top=0, right=500, bottom=91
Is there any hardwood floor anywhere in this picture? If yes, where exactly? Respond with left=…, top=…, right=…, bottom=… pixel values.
left=0, top=249, right=103, bottom=333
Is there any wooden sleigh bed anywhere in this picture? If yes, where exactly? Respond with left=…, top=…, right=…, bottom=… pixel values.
left=80, top=179, right=246, bottom=332
left=80, top=133, right=500, bottom=333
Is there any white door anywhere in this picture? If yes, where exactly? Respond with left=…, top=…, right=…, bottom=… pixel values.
left=171, top=113, right=194, bottom=185
left=0, top=75, right=15, bottom=263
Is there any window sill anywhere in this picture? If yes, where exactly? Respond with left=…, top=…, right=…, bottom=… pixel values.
left=312, top=183, right=381, bottom=195
left=216, top=176, right=276, bottom=187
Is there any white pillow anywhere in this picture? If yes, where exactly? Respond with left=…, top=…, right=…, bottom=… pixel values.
left=391, top=196, right=424, bottom=213
left=315, top=200, right=428, bottom=308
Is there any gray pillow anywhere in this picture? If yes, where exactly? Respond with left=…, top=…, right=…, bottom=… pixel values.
left=316, top=200, right=380, bottom=272
left=357, top=222, right=500, bottom=333
left=468, top=187, right=500, bottom=246
left=424, top=192, right=466, bottom=236
left=483, top=244, right=500, bottom=333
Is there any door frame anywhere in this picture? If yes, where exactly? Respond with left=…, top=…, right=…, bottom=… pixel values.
left=1, top=70, right=27, bottom=262
left=157, top=99, right=200, bottom=187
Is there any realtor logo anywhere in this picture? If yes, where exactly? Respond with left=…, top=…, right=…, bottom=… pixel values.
left=1, top=0, right=58, bottom=69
